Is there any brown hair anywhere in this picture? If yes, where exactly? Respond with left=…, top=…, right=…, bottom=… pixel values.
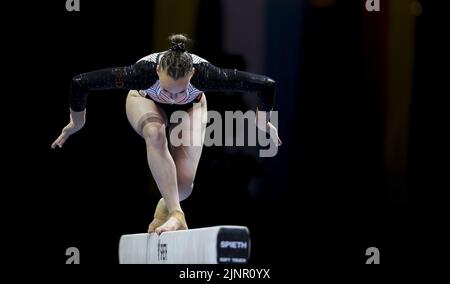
left=159, top=34, right=193, bottom=80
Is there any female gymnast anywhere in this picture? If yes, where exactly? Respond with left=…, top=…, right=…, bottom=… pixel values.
left=51, top=34, right=280, bottom=235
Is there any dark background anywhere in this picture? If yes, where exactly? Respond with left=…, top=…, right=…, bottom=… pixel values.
left=8, top=0, right=446, bottom=271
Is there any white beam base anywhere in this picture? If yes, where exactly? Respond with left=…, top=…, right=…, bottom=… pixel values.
left=119, top=226, right=250, bottom=264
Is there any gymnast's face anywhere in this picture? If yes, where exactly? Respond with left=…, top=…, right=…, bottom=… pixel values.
left=156, top=65, right=195, bottom=97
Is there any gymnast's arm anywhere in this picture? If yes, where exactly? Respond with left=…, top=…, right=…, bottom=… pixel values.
left=191, top=62, right=281, bottom=145
left=191, top=62, right=276, bottom=112
left=51, top=60, right=158, bottom=149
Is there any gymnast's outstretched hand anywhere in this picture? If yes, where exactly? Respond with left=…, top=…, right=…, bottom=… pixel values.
left=51, top=109, right=86, bottom=149
left=256, top=110, right=282, bottom=146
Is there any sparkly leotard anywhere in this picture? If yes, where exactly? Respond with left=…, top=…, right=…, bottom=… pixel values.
left=69, top=51, right=275, bottom=112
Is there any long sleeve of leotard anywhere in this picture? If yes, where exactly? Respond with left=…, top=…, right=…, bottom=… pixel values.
left=191, top=62, right=276, bottom=112
left=69, top=60, right=158, bottom=112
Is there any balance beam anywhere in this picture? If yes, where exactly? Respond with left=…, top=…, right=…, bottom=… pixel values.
left=119, top=226, right=250, bottom=264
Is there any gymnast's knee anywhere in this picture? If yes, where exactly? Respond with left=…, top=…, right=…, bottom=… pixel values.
left=142, top=122, right=167, bottom=149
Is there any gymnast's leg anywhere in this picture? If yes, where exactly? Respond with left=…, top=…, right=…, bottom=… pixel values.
left=154, top=95, right=207, bottom=234
left=125, top=90, right=187, bottom=233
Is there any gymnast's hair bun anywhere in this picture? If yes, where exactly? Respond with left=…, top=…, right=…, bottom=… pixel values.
left=169, top=34, right=189, bottom=52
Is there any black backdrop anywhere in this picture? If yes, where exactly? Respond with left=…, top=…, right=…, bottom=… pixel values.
left=6, top=0, right=446, bottom=273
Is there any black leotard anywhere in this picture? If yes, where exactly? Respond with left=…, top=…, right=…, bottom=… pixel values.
left=69, top=52, right=276, bottom=112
